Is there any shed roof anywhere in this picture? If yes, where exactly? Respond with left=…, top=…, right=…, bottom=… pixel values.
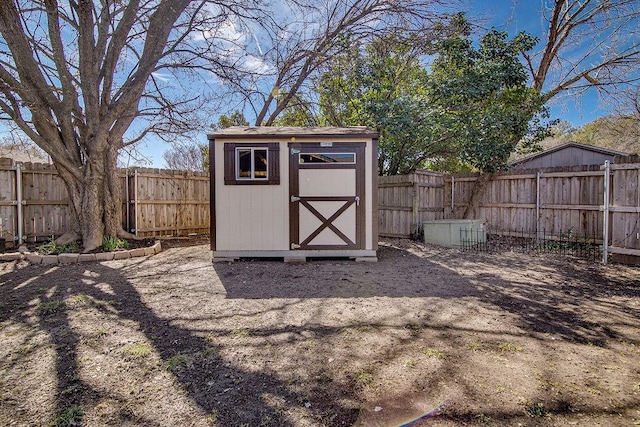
left=208, top=126, right=378, bottom=139
left=510, top=141, right=628, bottom=166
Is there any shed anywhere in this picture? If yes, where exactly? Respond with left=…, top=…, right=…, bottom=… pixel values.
left=208, top=126, right=379, bottom=262
left=510, top=142, right=628, bottom=169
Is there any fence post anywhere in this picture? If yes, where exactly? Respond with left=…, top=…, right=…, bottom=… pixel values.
left=536, top=171, right=541, bottom=240
left=125, top=170, right=130, bottom=232
left=602, top=161, right=610, bottom=264
left=412, top=174, right=419, bottom=237
left=450, top=175, right=455, bottom=216
left=15, top=162, right=24, bottom=244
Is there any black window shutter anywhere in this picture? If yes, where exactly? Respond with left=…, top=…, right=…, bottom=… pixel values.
left=267, top=143, right=280, bottom=185
left=223, top=143, right=235, bottom=184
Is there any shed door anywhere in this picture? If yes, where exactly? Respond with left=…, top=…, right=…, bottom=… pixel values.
left=289, top=142, right=366, bottom=250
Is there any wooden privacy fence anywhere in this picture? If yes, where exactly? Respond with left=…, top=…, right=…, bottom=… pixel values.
left=378, top=156, right=640, bottom=260
left=0, top=158, right=209, bottom=243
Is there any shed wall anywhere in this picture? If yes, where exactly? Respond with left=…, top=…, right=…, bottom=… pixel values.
left=214, top=141, right=289, bottom=251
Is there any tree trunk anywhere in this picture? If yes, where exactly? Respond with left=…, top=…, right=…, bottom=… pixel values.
left=56, top=145, right=128, bottom=252
left=463, top=173, right=492, bottom=219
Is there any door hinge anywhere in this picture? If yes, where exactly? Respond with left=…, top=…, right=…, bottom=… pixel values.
left=290, top=148, right=300, bottom=155
left=291, top=243, right=301, bottom=250
left=291, top=195, right=300, bottom=202
left=355, top=196, right=360, bottom=206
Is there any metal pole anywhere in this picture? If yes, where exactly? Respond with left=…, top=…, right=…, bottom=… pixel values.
left=15, top=162, right=24, bottom=244
left=134, top=169, right=138, bottom=236
left=536, top=171, right=541, bottom=240
left=602, top=161, right=610, bottom=264
left=125, top=170, right=130, bottom=232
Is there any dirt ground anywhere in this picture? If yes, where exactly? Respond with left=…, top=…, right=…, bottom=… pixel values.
left=0, top=238, right=639, bottom=427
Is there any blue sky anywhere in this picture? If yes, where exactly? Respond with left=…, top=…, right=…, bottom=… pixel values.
left=467, top=0, right=611, bottom=126
left=127, top=1, right=615, bottom=168
left=1, top=2, right=617, bottom=169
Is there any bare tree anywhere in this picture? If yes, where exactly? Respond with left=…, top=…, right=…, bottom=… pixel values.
left=163, top=143, right=207, bottom=171
left=0, top=0, right=261, bottom=251
left=522, top=0, right=640, bottom=101
left=231, top=0, right=455, bottom=125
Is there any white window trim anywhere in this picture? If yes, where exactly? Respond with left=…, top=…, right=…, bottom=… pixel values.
left=236, top=147, right=269, bottom=180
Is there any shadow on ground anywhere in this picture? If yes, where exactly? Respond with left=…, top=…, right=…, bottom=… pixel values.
left=0, top=262, right=360, bottom=426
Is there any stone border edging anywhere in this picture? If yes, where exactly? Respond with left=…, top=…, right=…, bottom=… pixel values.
left=0, top=241, right=161, bottom=264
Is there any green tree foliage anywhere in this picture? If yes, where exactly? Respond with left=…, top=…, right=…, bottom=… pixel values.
left=317, top=35, right=454, bottom=175
left=212, top=111, right=250, bottom=130
left=430, top=28, right=550, bottom=172
left=315, top=19, right=551, bottom=175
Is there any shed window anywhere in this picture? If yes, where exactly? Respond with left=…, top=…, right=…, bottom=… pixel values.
left=224, top=143, right=279, bottom=185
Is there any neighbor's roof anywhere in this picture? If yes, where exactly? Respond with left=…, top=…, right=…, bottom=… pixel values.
left=510, top=141, right=628, bottom=166
left=208, top=126, right=378, bottom=139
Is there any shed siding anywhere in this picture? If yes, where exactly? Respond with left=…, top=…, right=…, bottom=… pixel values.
left=214, top=142, right=289, bottom=251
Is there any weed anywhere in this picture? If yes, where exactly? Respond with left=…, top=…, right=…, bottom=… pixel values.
left=404, top=359, right=416, bottom=368
left=122, top=342, right=152, bottom=359
left=498, top=342, right=522, bottom=352
left=201, top=346, right=219, bottom=358
left=206, top=410, right=218, bottom=423
left=164, top=353, right=190, bottom=371
left=231, top=328, right=249, bottom=338
left=260, top=415, right=272, bottom=425
left=634, top=419, right=640, bottom=426
left=96, top=329, right=108, bottom=338
left=50, top=405, right=82, bottom=426
left=634, top=383, right=640, bottom=392
left=525, top=402, right=548, bottom=418
left=475, top=413, right=493, bottom=423
left=38, top=239, right=79, bottom=255
left=468, top=342, right=482, bottom=351
left=353, top=369, right=373, bottom=385
left=423, top=348, right=446, bottom=359
left=70, top=294, right=88, bottom=304
left=38, top=300, right=65, bottom=315
left=102, top=236, right=129, bottom=251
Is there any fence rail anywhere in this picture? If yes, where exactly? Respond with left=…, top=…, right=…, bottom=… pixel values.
left=378, top=157, right=640, bottom=262
left=0, top=158, right=210, bottom=243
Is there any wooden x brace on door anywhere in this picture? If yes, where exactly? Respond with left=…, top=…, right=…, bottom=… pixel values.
left=298, top=196, right=358, bottom=247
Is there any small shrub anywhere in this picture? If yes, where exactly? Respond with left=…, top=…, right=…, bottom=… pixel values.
left=38, top=239, right=79, bottom=255
left=50, top=405, right=82, bottom=426
left=102, top=236, right=129, bottom=251
left=38, top=300, right=65, bottom=315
